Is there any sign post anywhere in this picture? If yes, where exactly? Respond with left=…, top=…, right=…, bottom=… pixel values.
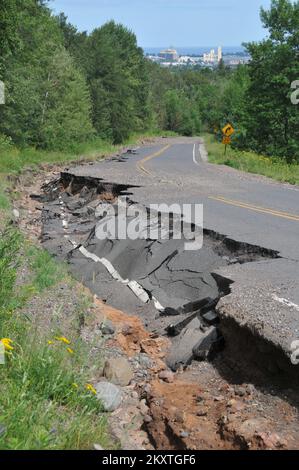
left=222, top=123, right=235, bottom=155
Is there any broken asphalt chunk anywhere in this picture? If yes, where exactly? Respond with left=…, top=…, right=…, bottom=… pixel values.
left=201, top=310, right=219, bottom=326
left=192, top=326, right=224, bottom=361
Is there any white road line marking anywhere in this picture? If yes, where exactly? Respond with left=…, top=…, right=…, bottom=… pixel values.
left=193, top=143, right=200, bottom=166
left=127, top=280, right=150, bottom=303
left=60, top=192, right=164, bottom=310
left=79, top=245, right=151, bottom=304
left=192, top=144, right=198, bottom=166
left=272, top=294, right=299, bottom=312
left=152, top=296, right=165, bottom=312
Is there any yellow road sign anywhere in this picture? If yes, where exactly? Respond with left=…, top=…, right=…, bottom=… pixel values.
left=222, top=136, right=231, bottom=145
left=222, top=123, right=235, bottom=137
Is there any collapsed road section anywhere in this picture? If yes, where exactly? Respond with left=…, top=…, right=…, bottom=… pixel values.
left=36, top=170, right=284, bottom=375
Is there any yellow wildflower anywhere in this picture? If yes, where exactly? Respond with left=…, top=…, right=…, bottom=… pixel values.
left=66, top=347, right=74, bottom=355
left=85, top=383, right=97, bottom=395
left=0, top=338, right=14, bottom=351
left=72, top=383, right=78, bottom=389
left=48, top=340, right=53, bottom=345
left=54, top=336, right=71, bottom=345
left=1, top=338, right=12, bottom=343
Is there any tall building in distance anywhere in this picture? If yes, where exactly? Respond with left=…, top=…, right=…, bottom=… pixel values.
left=203, top=46, right=222, bottom=64
left=159, top=48, right=179, bottom=62
left=218, top=46, right=222, bottom=63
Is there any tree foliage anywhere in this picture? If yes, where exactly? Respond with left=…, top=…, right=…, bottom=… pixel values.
left=0, top=0, right=298, bottom=161
left=243, top=0, right=299, bottom=160
left=0, top=0, right=93, bottom=149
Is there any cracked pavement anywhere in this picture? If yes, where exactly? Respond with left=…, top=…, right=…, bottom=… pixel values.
left=39, top=137, right=299, bottom=379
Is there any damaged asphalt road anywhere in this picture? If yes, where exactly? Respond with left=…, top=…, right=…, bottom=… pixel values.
left=37, top=137, right=299, bottom=378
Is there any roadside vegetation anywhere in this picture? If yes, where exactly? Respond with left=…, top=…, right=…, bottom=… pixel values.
left=205, top=134, right=299, bottom=186
left=0, top=226, right=115, bottom=450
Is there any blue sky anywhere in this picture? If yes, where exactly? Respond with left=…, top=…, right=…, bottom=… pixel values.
left=50, top=0, right=272, bottom=47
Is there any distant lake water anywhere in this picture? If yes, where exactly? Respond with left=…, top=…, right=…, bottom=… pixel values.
left=143, top=46, right=246, bottom=55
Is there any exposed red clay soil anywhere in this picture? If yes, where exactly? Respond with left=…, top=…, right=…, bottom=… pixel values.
left=92, top=299, right=299, bottom=451
left=92, top=298, right=169, bottom=373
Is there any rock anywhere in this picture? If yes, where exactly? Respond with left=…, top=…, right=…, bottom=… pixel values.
left=174, top=410, right=185, bottom=423
left=192, top=326, right=222, bottom=361
left=166, top=320, right=203, bottom=371
left=95, top=381, right=122, bottom=412
left=166, top=312, right=198, bottom=337
left=0, top=425, right=6, bottom=437
left=214, top=395, right=225, bottom=402
left=237, top=417, right=269, bottom=444
left=141, top=383, right=152, bottom=399
left=143, top=414, right=153, bottom=424
left=138, top=353, right=152, bottom=368
left=122, top=324, right=134, bottom=336
left=197, top=409, right=208, bottom=417
left=228, top=400, right=245, bottom=414
left=94, top=444, right=104, bottom=450
left=66, top=198, right=87, bottom=211
left=103, top=357, right=134, bottom=386
left=180, top=431, right=189, bottom=438
left=139, top=399, right=149, bottom=415
left=246, top=384, right=256, bottom=395
left=227, top=399, right=237, bottom=408
left=234, top=385, right=246, bottom=397
left=158, top=370, right=175, bottom=383
left=257, top=432, right=287, bottom=449
left=100, top=320, right=115, bottom=335
left=12, top=209, right=20, bottom=219
left=144, top=384, right=152, bottom=394
left=202, top=310, right=219, bottom=325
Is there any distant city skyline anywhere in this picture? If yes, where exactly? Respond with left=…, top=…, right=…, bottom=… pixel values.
left=51, top=0, right=272, bottom=47
left=143, top=46, right=246, bottom=54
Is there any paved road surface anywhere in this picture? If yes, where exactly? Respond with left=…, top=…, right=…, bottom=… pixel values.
left=66, top=137, right=299, bottom=260
left=54, top=137, right=299, bottom=364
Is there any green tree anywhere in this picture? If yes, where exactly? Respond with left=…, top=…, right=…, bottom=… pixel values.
left=40, top=49, right=94, bottom=150
left=244, top=0, right=299, bottom=161
left=0, top=1, right=94, bottom=149
left=0, top=0, right=19, bottom=72
left=86, top=21, right=150, bottom=143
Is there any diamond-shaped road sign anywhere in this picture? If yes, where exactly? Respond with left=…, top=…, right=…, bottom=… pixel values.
left=222, top=135, right=231, bottom=145
left=222, top=123, right=235, bottom=137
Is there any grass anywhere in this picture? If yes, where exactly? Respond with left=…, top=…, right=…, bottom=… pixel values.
left=0, top=130, right=176, bottom=176
left=204, top=133, right=299, bottom=186
left=25, top=246, right=67, bottom=293
left=0, top=228, right=113, bottom=450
